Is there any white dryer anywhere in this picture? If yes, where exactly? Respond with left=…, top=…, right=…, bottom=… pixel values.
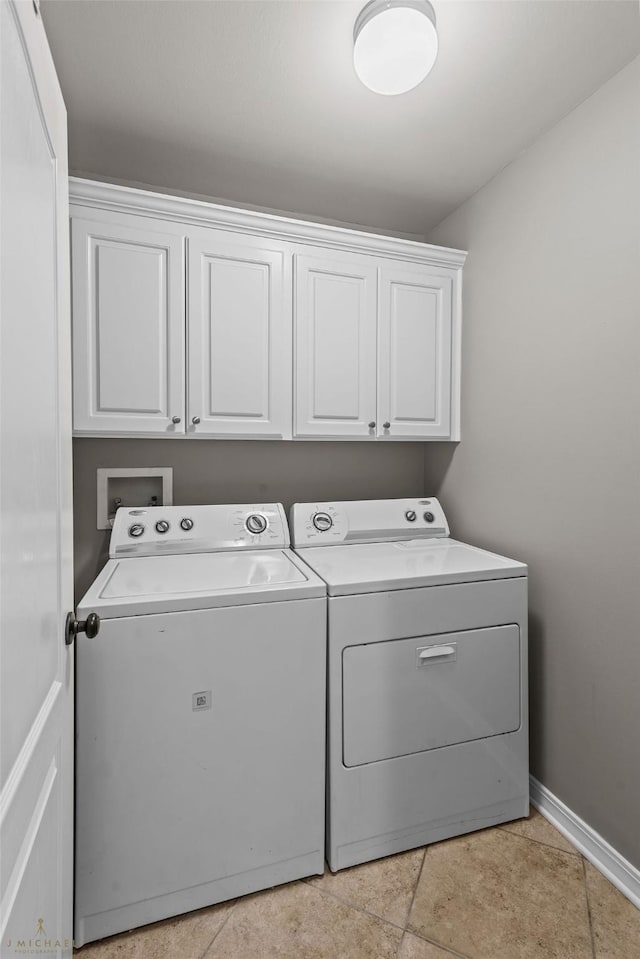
left=290, top=498, right=528, bottom=872
left=75, top=504, right=326, bottom=946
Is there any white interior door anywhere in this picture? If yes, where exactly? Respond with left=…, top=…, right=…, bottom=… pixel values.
left=294, top=251, right=377, bottom=438
left=378, top=262, right=453, bottom=438
left=0, top=2, right=74, bottom=954
left=187, top=228, right=292, bottom=438
left=71, top=212, right=186, bottom=435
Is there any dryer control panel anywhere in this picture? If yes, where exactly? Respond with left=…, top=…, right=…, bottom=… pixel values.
left=290, top=499, right=449, bottom=547
left=110, top=503, right=289, bottom=558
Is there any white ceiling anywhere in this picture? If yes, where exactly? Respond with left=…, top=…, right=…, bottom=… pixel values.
left=42, top=0, right=639, bottom=237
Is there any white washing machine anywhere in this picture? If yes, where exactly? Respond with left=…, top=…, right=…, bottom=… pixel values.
left=75, top=503, right=326, bottom=946
left=290, top=498, right=529, bottom=872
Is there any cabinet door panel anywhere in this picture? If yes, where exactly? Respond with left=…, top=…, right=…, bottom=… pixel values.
left=72, top=216, right=185, bottom=433
left=378, top=264, right=453, bottom=438
left=188, top=230, right=291, bottom=437
left=295, top=252, right=377, bottom=437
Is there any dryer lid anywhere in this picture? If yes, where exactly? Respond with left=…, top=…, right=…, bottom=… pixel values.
left=295, top=539, right=527, bottom=596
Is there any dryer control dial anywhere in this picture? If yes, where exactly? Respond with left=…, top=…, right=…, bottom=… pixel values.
left=312, top=511, right=334, bottom=532
left=245, top=513, right=268, bottom=535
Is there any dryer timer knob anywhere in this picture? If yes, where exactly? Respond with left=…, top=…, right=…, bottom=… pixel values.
left=313, top=512, right=333, bottom=532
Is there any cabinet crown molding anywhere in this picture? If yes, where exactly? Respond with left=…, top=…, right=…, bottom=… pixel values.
left=69, top=177, right=467, bottom=269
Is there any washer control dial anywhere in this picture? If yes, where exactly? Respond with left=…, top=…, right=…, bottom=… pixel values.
left=405, top=510, right=417, bottom=522
left=180, top=518, right=194, bottom=531
left=245, top=513, right=268, bottom=535
left=312, top=511, right=334, bottom=532
left=155, top=520, right=170, bottom=533
left=424, top=511, right=435, bottom=523
left=128, top=523, right=145, bottom=538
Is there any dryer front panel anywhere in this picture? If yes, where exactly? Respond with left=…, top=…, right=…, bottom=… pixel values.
left=342, top=625, right=520, bottom=767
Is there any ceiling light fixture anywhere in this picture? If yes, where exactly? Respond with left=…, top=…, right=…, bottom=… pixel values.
left=353, top=0, right=438, bottom=96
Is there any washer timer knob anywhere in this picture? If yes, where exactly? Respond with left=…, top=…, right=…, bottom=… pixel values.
left=405, top=510, right=417, bottom=522
left=313, top=511, right=333, bottom=532
left=128, top=523, right=145, bottom=538
left=155, top=520, right=170, bottom=533
left=246, top=513, right=268, bottom=535
left=180, top=518, right=194, bottom=531
left=424, top=511, right=435, bottom=523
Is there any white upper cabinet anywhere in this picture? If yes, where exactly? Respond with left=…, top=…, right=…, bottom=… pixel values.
left=188, top=229, right=292, bottom=438
left=377, top=263, right=453, bottom=439
left=69, top=180, right=465, bottom=441
left=294, top=251, right=377, bottom=438
left=71, top=213, right=186, bottom=434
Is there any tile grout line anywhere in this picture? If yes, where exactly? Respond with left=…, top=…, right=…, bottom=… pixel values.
left=307, top=850, right=473, bottom=959
left=302, top=877, right=409, bottom=936
left=409, top=928, right=476, bottom=959
left=197, top=899, right=241, bottom=959
left=404, top=847, right=428, bottom=930
left=497, top=823, right=581, bottom=859
left=395, top=852, right=428, bottom=959
left=305, top=872, right=472, bottom=959
left=496, top=825, right=581, bottom=862
left=582, top=856, right=598, bottom=959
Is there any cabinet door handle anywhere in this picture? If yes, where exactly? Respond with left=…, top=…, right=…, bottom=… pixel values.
left=383, top=421, right=391, bottom=430
left=172, top=415, right=181, bottom=424
left=192, top=416, right=201, bottom=425
left=368, top=421, right=376, bottom=429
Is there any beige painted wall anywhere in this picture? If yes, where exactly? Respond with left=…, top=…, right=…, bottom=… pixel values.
left=72, top=439, right=427, bottom=601
left=427, top=58, right=640, bottom=866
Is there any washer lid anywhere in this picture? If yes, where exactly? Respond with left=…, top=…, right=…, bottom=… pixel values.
left=77, top=549, right=325, bottom=618
left=294, top=539, right=527, bottom=596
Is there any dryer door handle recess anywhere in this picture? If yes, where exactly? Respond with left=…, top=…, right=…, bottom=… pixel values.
left=416, top=643, right=457, bottom=665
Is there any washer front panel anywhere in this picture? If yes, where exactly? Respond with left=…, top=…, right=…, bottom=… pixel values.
left=75, top=599, right=326, bottom=943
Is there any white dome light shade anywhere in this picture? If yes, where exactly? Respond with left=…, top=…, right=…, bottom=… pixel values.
left=353, top=0, right=438, bottom=96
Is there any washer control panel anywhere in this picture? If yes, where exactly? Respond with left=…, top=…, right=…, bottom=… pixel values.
left=111, top=504, right=289, bottom=558
left=245, top=513, right=268, bottom=535
left=290, top=499, right=449, bottom=547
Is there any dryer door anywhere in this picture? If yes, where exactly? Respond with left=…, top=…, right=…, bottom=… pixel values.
left=342, top=625, right=520, bottom=767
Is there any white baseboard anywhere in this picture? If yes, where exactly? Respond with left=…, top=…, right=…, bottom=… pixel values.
left=530, top=776, right=640, bottom=910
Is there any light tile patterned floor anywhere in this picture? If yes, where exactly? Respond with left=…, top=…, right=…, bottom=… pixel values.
left=75, top=810, right=640, bottom=959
